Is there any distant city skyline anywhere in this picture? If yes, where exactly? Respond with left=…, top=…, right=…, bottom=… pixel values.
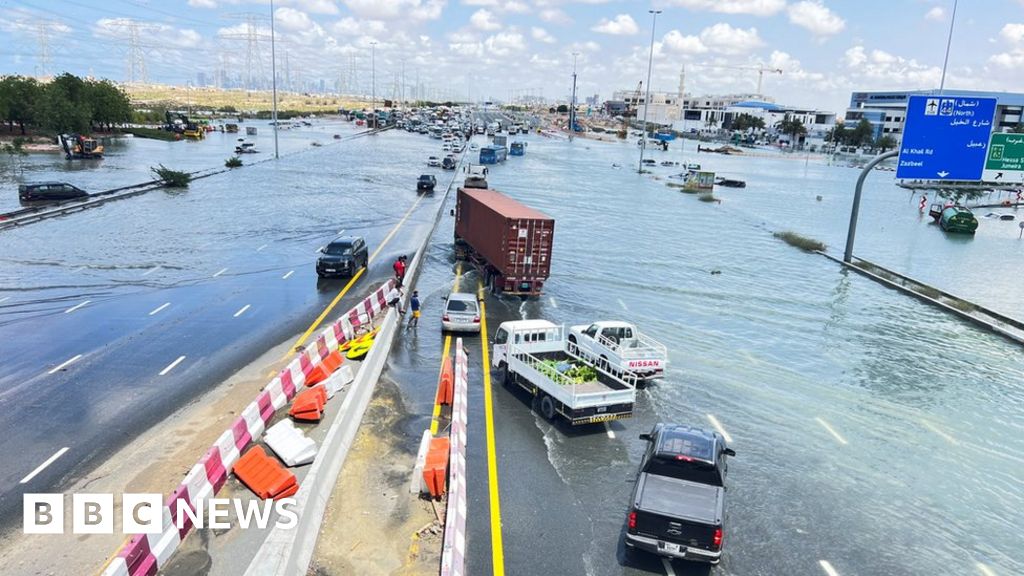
left=2, top=0, right=1023, bottom=114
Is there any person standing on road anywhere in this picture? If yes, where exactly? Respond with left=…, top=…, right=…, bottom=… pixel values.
left=408, top=290, right=421, bottom=328
left=393, top=255, right=407, bottom=286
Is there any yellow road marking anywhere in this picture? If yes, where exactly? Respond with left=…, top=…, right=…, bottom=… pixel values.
left=479, top=281, right=505, bottom=575
left=430, top=334, right=452, bottom=435
left=281, top=194, right=427, bottom=360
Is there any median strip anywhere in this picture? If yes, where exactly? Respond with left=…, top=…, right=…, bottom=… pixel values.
left=478, top=291, right=506, bottom=576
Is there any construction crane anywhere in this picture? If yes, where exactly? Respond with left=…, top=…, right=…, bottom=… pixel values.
left=685, top=63, right=783, bottom=96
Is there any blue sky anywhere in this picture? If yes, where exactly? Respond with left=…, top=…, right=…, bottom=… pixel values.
left=1, top=0, right=1022, bottom=115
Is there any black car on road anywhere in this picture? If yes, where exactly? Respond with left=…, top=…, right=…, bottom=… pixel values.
left=316, top=236, right=368, bottom=278
left=417, top=174, right=437, bottom=192
left=19, top=182, right=88, bottom=203
left=625, top=424, right=735, bottom=565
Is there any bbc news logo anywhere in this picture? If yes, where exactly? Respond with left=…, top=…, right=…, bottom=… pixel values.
left=23, top=494, right=297, bottom=534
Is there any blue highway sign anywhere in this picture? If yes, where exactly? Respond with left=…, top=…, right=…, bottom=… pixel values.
left=896, top=95, right=997, bottom=181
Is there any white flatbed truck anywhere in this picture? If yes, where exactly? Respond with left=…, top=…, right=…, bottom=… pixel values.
left=491, top=320, right=638, bottom=425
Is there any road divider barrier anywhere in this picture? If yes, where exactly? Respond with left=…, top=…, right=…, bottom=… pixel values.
left=289, top=386, right=327, bottom=422
left=441, top=339, right=470, bottom=576
left=437, top=355, right=454, bottom=406
left=304, top=350, right=344, bottom=386
left=233, top=446, right=300, bottom=500
left=410, top=430, right=432, bottom=494
left=99, top=278, right=396, bottom=576
left=265, top=420, right=318, bottom=467
left=422, top=437, right=451, bottom=499
left=324, top=364, right=354, bottom=399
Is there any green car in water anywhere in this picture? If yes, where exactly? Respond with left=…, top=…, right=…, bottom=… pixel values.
left=939, top=205, right=979, bottom=234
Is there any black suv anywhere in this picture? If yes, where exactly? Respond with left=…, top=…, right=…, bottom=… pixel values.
left=417, top=174, right=437, bottom=192
left=316, top=236, right=368, bottom=278
left=19, top=182, right=88, bottom=202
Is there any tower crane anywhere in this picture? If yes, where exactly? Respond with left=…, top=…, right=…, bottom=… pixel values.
left=684, top=63, right=783, bottom=96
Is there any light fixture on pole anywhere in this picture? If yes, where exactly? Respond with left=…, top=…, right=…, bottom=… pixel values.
left=270, top=0, right=279, bottom=159
left=638, top=9, right=661, bottom=173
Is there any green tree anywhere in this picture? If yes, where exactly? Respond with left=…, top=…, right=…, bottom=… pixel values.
left=874, top=135, right=896, bottom=152
left=87, top=79, right=132, bottom=132
left=776, top=114, right=807, bottom=144
left=0, top=76, right=41, bottom=135
left=731, top=113, right=765, bottom=132
left=851, top=118, right=874, bottom=147
left=40, top=73, right=92, bottom=134
left=556, top=104, right=568, bottom=113
left=825, top=121, right=847, bottom=146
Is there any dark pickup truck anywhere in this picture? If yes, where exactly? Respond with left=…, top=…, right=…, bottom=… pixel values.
left=625, top=424, right=735, bottom=565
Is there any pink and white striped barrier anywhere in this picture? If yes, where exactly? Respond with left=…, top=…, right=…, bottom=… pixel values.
left=440, top=339, right=469, bottom=576
left=99, top=279, right=396, bottom=576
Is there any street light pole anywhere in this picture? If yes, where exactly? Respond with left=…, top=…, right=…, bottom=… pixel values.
left=939, top=0, right=958, bottom=93
left=639, top=9, right=661, bottom=173
left=370, top=41, right=377, bottom=126
left=570, top=52, right=579, bottom=138
left=270, top=0, right=279, bottom=159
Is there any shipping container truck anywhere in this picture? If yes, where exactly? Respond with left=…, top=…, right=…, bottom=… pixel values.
left=455, top=187, right=554, bottom=297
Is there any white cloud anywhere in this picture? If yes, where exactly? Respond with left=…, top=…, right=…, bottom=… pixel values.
left=999, top=23, right=1024, bottom=44
left=924, top=6, right=945, bottom=22
left=699, top=23, right=763, bottom=55
left=275, top=7, right=315, bottom=32
left=787, top=1, right=845, bottom=38
left=990, top=50, right=1024, bottom=68
left=531, top=26, right=556, bottom=44
left=95, top=18, right=203, bottom=49
left=841, top=44, right=942, bottom=88
left=284, top=0, right=340, bottom=14
left=661, top=30, right=707, bottom=55
left=470, top=9, right=502, bottom=31
left=342, top=0, right=445, bottom=21
left=484, top=31, right=525, bottom=56
left=667, top=0, right=785, bottom=16
left=843, top=45, right=866, bottom=67
left=592, top=14, right=638, bottom=35
left=331, top=16, right=386, bottom=36
left=539, top=8, right=571, bottom=25
left=187, top=0, right=217, bottom=8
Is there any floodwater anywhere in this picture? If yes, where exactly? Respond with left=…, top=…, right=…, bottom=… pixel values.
left=1, top=121, right=1021, bottom=576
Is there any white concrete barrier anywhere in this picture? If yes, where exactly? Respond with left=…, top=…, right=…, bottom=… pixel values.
left=324, top=364, right=355, bottom=399
left=264, top=420, right=318, bottom=467
left=410, top=429, right=432, bottom=494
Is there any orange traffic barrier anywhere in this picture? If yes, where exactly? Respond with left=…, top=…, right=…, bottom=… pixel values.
left=233, top=446, right=299, bottom=500
left=289, top=386, right=327, bottom=422
left=305, top=350, right=344, bottom=387
left=422, top=437, right=450, bottom=499
left=436, top=356, right=454, bottom=406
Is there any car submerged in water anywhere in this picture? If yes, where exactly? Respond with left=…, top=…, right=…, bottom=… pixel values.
left=18, top=182, right=88, bottom=203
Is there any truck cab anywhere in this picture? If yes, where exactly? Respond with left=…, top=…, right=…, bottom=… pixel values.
left=491, top=320, right=562, bottom=369
left=625, top=424, right=735, bottom=564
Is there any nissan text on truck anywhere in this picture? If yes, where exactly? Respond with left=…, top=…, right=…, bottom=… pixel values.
left=491, top=320, right=638, bottom=424
left=625, top=424, right=735, bottom=565
left=455, top=187, right=554, bottom=297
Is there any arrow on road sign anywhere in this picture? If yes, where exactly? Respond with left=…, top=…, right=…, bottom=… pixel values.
left=937, top=171, right=950, bottom=178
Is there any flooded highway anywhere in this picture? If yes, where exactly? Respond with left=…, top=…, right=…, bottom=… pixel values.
left=1, top=121, right=1022, bottom=576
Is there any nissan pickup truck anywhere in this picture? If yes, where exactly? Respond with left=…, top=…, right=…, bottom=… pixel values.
left=625, top=424, right=735, bottom=565
left=567, top=321, right=668, bottom=382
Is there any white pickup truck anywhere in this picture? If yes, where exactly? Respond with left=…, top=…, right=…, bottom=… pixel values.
left=567, top=321, right=668, bottom=382
left=492, top=320, right=638, bottom=425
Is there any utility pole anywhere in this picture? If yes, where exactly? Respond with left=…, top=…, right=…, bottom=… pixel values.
left=370, top=41, right=377, bottom=125
left=569, top=52, right=579, bottom=139
left=939, top=0, right=958, bottom=93
left=270, top=0, right=279, bottom=158
left=639, top=9, right=661, bottom=173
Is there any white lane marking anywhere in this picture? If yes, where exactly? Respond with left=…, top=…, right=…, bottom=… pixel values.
left=661, top=558, right=676, bottom=576
left=20, top=447, right=70, bottom=484
left=64, top=300, right=91, bottom=314
left=47, top=354, right=83, bottom=375
left=233, top=304, right=251, bottom=318
left=977, top=563, right=997, bottom=576
left=148, top=302, right=171, bottom=316
left=819, top=560, right=840, bottom=576
left=159, top=355, right=186, bottom=376
left=256, top=244, right=268, bottom=252
left=0, top=296, right=10, bottom=304
left=282, top=270, right=294, bottom=280
left=618, top=298, right=628, bottom=311
left=706, top=414, right=733, bottom=444
left=213, top=267, right=228, bottom=277
left=815, top=417, right=848, bottom=445
left=73, top=266, right=86, bottom=273
left=142, top=266, right=160, bottom=276
left=336, top=229, right=345, bottom=235
left=549, top=296, right=557, bottom=308
left=921, top=419, right=958, bottom=445
left=604, top=423, right=616, bottom=439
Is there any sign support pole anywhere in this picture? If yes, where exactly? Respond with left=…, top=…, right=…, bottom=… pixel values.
left=844, top=150, right=899, bottom=263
